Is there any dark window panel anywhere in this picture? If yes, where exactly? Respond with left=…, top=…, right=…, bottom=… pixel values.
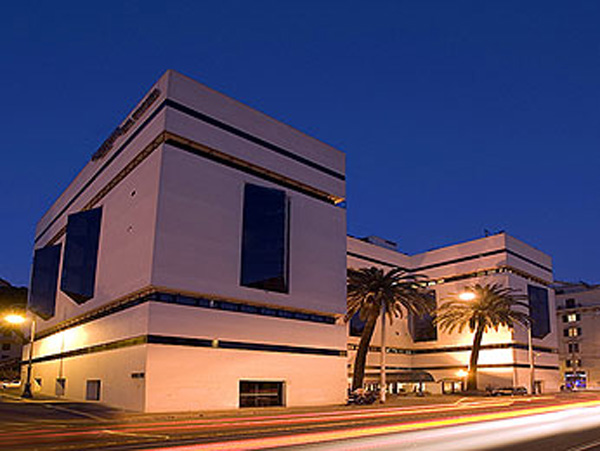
left=409, top=292, right=437, bottom=342
left=29, top=244, right=62, bottom=320
left=85, top=380, right=101, bottom=401
left=240, top=184, right=288, bottom=293
left=349, top=313, right=366, bottom=337
left=61, top=208, right=102, bottom=304
left=528, top=285, right=550, bottom=339
left=239, top=381, right=284, bottom=407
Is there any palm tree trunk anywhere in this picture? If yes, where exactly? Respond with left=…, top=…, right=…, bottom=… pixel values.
left=352, top=315, right=378, bottom=391
left=466, top=324, right=485, bottom=392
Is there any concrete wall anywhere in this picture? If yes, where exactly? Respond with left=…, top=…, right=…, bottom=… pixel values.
left=152, top=145, right=347, bottom=315
left=145, top=345, right=346, bottom=412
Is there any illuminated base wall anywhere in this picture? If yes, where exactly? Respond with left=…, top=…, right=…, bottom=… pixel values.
left=27, top=344, right=346, bottom=412
left=24, top=301, right=348, bottom=412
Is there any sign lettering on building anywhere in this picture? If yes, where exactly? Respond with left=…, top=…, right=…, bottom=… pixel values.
left=91, top=88, right=161, bottom=161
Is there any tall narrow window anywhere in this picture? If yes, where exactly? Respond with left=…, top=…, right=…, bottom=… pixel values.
left=349, top=313, right=366, bottom=337
left=61, top=208, right=102, bottom=303
left=528, top=285, right=550, bottom=339
left=408, top=292, right=437, bottom=342
left=29, top=244, right=62, bottom=319
left=240, top=184, right=288, bottom=293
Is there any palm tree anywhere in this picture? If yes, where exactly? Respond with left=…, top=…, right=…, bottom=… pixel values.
left=434, top=283, right=531, bottom=392
left=346, top=267, right=434, bottom=392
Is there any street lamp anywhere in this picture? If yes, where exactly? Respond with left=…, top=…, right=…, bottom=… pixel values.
left=527, top=319, right=535, bottom=396
left=3, top=313, right=36, bottom=398
left=459, top=292, right=476, bottom=301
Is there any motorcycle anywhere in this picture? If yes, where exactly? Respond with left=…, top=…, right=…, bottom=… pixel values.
left=347, top=389, right=378, bottom=405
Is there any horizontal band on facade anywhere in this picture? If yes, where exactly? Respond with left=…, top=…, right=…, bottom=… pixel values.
left=362, top=363, right=560, bottom=372
left=349, top=342, right=558, bottom=355
left=163, top=133, right=343, bottom=205
left=36, top=98, right=345, bottom=245
left=34, top=288, right=339, bottom=342
left=349, top=248, right=552, bottom=276
left=165, top=99, right=345, bottom=181
left=27, top=334, right=346, bottom=365
left=348, top=251, right=552, bottom=287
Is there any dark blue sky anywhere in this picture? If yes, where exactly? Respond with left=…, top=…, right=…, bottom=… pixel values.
left=2, top=1, right=599, bottom=286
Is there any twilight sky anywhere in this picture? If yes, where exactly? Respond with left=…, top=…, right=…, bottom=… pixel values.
left=1, top=1, right=599, bottom=286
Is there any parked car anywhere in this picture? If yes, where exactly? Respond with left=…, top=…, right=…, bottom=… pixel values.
left=1, top=380, right=21, bottom=389
left=488, top=386, right=528, bottom=396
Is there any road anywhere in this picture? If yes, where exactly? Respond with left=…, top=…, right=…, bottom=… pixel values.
left=2, top=391, right=600, bottom=450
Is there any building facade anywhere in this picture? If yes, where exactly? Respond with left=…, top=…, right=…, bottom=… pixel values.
left=26, top=70, right=348, bottom=412
left=347, top=233, right=560, bottom=394
left=24, top=71, right=560, bottom=411
left=555, top=282, right=600, bottom=390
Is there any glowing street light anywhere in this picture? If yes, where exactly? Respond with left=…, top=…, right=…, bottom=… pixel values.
left=459, top=292, right=476, bottom=301
left=3, top=313, right=36, bottom=398
left=4, top=314, right=26, bottom=325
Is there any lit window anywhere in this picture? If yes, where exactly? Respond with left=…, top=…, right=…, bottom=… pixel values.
left=565, top=327, right=581, bottom=337
left=567, top=313, right=579, bottom=322
left=566, top=359, right=582, bottom=368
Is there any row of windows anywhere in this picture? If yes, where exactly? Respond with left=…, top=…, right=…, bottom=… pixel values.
left=29, top=183, right=292, bottom=320
left=566, top=359, right=582, bottom=368
left=147, top=292, right=335, bottom=324
left=34, top=377, right=101, bottom=401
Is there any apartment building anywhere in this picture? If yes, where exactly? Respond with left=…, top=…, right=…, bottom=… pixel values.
left=555, top=282, right=600, bottom=390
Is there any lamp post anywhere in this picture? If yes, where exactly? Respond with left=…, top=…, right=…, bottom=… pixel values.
left=4, top=313, right=35, bottom=398
left=458, top=291, right=476, bottom=390
left=380, top=301, right=387, bottom=403
left=528, top=320, right=535, bottom=396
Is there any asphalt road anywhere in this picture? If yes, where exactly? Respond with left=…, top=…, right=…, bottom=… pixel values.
left=2, top=391, right=600, bottom=450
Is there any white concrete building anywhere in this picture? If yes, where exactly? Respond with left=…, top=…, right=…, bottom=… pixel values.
left=24, top=70, right=560, bottom=411
left=347, top=233, right=560, bottom=394
left=26, top=70, right=348, bottom=412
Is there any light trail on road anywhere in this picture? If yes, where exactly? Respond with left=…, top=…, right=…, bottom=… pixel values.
left=142, top=400, right=600, bottom=451
left=0, top=398, right=513, bottom=444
